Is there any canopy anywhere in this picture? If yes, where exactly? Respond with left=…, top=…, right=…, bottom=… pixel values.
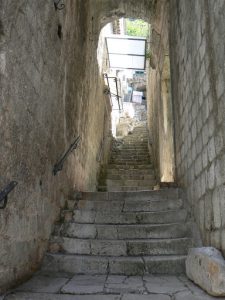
left=106, top=36, right=146, bottom=70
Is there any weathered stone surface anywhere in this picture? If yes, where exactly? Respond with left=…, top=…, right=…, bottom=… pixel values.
left=169, top=0, right=225, bottom=254
left=186, top=247, right=225, bottom=296
left=105, top=276, right=145, bottom=293
left=174, top=290, right=223, bottom=300
left=15, top=275, right=68, bottom=293
left=144, top=255, right=186, bottom=274
left=73, top=209, right=187, bottom=224
left=5, top=293, right=120, bottom=300
left=4, top=275, right=218, bottom=299
left=144, top=275, right=187, bottom=294
left=61, top=275, right=106, bottom=294
left=122, top=295, right=170, bottom=300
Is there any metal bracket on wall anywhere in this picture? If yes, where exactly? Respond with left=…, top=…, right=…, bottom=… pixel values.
left=0, top=181, right=18, bottom=209
left=53, top=0, right=65, bottom=10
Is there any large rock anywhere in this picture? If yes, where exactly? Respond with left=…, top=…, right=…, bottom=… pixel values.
left=186, top=247, right=225, bottom=296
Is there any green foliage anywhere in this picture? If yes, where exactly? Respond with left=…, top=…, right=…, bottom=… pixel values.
left=125, top=19, right=149, bottom=38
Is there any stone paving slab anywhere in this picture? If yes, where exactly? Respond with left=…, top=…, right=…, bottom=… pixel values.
left=4, top=293, right=120, bottom=300
left=144, top=275, right=188, bottom=294
left=177, top=276, right=225, bottom=299
left=105, top=275, right=145, bottom=294
left=15, top=275, right=68, bottom=293
left=122, top=295, right=170, bottom=300
left=3, top=275, right=222, bottom=300
left=174, top=290, right=225, bottom=300
left=61, top=275, right=106, bottom=294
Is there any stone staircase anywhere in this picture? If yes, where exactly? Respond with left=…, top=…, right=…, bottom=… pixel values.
left=44, top=188, right=193, bottom=276
left=42, top=121, right=193, bottom=277
left=99, top=123, right=156, bottom=191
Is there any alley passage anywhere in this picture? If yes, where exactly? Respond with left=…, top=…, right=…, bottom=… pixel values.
left=3, top=109, right=221, bottom=299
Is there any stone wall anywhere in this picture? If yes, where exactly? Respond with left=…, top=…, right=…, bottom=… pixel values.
left=147, top=0, right=176, bottom=182
left=170, top=0, right=225, bottom=254
left=0, top=0, right=111, bottom=291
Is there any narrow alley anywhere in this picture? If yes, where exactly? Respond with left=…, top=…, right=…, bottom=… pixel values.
left=0, top=0, right=225, bottom=299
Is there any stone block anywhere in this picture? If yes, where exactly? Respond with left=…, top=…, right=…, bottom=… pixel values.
left=186, top=247, right=225, bottom=296
left=105, top=276, right=145, bottom=293
left=122, top=295, right=170, bottom=300
left=144, top=275, right=187, bottom=294
left=15, top=275, right=68, bottom=293
left=61, top=275, right=106, bottom=294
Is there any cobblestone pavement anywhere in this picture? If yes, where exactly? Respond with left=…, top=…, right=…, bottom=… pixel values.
left=2, top=274, right=224, bottom=299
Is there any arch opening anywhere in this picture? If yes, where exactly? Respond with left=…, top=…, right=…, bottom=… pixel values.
left=97, top=13, right=176, bottom=183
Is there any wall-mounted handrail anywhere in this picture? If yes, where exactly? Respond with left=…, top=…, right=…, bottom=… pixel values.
left=53, top=136, right=81, bottom=176
left=103, top=73, right=123, bottom=111
left=0, top=181, right=18, bottom=209
left=53, top=0, right=65, bottom=10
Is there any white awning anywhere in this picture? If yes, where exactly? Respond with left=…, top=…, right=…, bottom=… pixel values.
left=106, top=36, right=146, bottom=70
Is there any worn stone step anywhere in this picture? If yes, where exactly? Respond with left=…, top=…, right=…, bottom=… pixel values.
left=81, top=189, right=180, bottom=201
left=58, top=222, right=191, bottom=239
left=117, top=147, right=148, bottom=150
left=109, top=160, right=151, bottom=165
left=72, top=209, right=187, bottom=224
left=110, top=155, right=150, bottom=160
left=116, top=146, right=148, bottom=149
left=108, top=161, right=151, bottom=166
left=111, top=152, right=149, bottom=157
left=2, top=293, right=123, bottom=300
left=107, top=169, right=154, bottom=175
left=42, top=253, right=186, bottom=275
left=112, top=148, right=148, bottom=152
left=108, top=164, right=153, bottom=169
left=100, top=186, right=155, bottom=192
left=49, top=237, right=192, bottom=256
left=76, top=198, right=183, bottom=212
left=106, top=174, right=155, bottom=181
left=106, top=179, right=156, bottom=187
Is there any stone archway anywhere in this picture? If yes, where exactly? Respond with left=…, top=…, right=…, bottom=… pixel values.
left=93, top=0, right=176, bottom=183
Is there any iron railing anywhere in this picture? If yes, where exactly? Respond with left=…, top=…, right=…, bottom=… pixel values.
left=0, top=181, right=18, bottom=209
left=104, top=74, right=123, bottom=111
left=53, top=136, right=81, bottom=176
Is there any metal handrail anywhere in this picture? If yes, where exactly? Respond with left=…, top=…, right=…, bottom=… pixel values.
left=0, top=181, right=18, bottom=209
left=103, top=74, right=123, bottom=111
left=53, top=136, right=81, bottom=176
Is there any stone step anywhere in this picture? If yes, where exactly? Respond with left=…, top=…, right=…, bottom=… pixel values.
left=116, top=148, right=149, bottom=152
left=109, top=161, right=151, bottom=165
left=106, top=179, right=156, bottom=187
left=49, top=237, right=192, bottom=256
left=116, top=145, right=148, bottom=149
left=100, top=186, right=155, bottom=192
left=106, top=174, right=155, bottom=181
left=111, top=151, right=149, bottom=156
left=42, top=253, right=186, bottom=275
left=76, top=198, right=183, bottom=212
left=81, top=189, right=180, bottom=201
left=110, top=154, right=150, bottom=160
left=107, top=169, right=154, bottom=175
left=72, top=208, right=188, bottom=224
left=57, top=222, right=191, bottom=239
left=110, top=160, right=151, bottom=165
left=121, top=140, right=148, bottom=144
left=119, top=143, right=148, bottom=147
left=108, top=164, right=153, bottom=169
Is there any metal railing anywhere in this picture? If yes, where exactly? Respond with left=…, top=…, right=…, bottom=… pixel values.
left=104, top=74, right=123, bottom=111
left=53, top=136, right=81, bottom=176
left=0, top=181, right=18, bottom=209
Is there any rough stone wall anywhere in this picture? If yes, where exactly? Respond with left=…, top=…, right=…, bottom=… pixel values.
left=147, top=0, right=175, bottom=182
left=170, top=0, right=225, bottom=254
left=0, top=0, right=111, bottom=291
